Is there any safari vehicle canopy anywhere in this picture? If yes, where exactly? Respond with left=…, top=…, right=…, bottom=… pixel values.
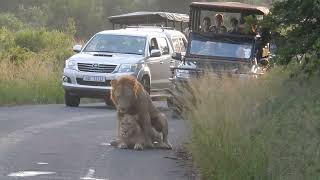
left=189, top=2, right=269, bottom=31
left=108, top=11, right=189, bottom=31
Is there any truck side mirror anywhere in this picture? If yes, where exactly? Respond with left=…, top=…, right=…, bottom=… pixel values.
left=172, top=52, right=182, bottom=61
left=73, top=45, right=82, bottom=53
left=150, top=49, right=161, bottom=57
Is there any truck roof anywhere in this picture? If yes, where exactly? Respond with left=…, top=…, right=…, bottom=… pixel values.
left=98, top=29, right=165, bottom=37
left=108, top=11, right=189, bottom=25
left=190, top=2, right=269, bottom=15
left=98, top=27, right=186, bottom=39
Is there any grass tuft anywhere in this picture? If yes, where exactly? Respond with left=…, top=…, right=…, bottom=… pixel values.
left=180, top=69, right=320, bottom=180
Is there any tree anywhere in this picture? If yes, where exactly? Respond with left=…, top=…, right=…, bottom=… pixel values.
left=265, top=0, right=320, bottom=76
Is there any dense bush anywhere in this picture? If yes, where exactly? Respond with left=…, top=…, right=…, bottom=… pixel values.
left=263, top=0, right=320, bottom=76
left=0, top=27, right=73, bottom=63
left=0, top=13, right=24, bottom=31
left=0, top=27, right=74, bottom=105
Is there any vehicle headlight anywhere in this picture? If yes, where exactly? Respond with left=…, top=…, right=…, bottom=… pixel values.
left=66, top=60, right=76, bottom=70
left=175, top=69, right=190, bottom=79
left=117, top=64, right=137, bottom=73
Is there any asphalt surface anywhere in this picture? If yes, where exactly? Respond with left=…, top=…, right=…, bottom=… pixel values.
left=0, top=102, right=190, bottom=180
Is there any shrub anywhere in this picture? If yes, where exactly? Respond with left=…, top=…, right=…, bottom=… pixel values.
left=0, top=13, right=24, bottom=31
left=0, top=27, right=74, bottom=105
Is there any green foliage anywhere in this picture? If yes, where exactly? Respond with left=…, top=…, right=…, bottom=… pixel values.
left=0, top=13, right=25, bottom=31
left=0, top=27, right=73, bottom=105
left=263, top=0, right=320, bottom=76
left=15, top=29, right=46, bottom=52
left=183, top=70, right=320, bottom=180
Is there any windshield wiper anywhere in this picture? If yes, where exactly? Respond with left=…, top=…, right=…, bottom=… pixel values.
left=92, top=50, right=115, bottom=53
left=122, top=52, right=142, bottom=55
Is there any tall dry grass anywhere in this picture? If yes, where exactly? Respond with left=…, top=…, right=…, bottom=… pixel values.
left=179, top=69, right=320, bottom=180
left=0, top=27, right=73, bottom=106
left=0, top=57, right=63, bottom=105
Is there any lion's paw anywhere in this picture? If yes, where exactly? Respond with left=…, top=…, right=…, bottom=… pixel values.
left=158, top=142, right=172, bottom=150
left=110, top=139, right=119, bottom=147
left=164, top=142, right=173, bottom=150
left=118, top=143, right=128, bottom=149
left=133, top=143, right=144, bottom=151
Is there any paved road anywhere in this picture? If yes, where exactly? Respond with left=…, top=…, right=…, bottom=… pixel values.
left=0, top=103, right=190, bottom=180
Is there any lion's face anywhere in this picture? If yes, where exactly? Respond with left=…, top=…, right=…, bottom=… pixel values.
left=119, top=115, right=138, bottom=138
left=111, top=76, right=143, bottom=113
left=112, top=84, right=135, bottom=113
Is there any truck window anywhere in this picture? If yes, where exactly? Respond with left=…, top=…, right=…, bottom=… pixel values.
left=172, top=37, right=186, bottom=53
left=149, top=38, right=159, bottom=53
left=157, top=37, right=170, bottom=55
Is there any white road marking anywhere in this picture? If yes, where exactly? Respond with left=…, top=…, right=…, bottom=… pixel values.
left=100, top=142, right=111, bottom=146
left=80, top=168, right=108, bottom=180
left=80, top=177, right=108, bottom=180
left=7, top=171, right=55, bottom=177
left=36, top=162, right=49, bottom=165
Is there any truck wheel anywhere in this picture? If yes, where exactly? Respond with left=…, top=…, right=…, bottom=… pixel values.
left=65, top=91, right=80, bottom=107
left=141, top=76, right=151, bottom=94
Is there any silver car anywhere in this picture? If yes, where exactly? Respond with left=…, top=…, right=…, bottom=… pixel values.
left=62, top=27, right=187, bottom=107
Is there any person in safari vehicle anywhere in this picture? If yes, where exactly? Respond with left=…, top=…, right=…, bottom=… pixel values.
left=210, top=14, right=227, bottom=33
left=168, top=2, right=272, bottom=112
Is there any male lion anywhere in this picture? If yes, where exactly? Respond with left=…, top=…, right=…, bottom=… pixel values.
left=110, top=76, right=172, bottom=150
left=110, top=114, right=163, bottom=150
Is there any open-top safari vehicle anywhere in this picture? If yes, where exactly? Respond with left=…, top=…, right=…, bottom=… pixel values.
left=167, top=2, right=272, bottom=111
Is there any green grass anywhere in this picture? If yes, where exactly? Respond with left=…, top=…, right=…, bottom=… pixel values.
left=0, top=27, right=73, bottom=106
left=0, top=59, right=64, bottom=105
left=181, top=69, right=320, bottom=180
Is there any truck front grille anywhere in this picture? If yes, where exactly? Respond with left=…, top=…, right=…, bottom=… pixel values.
left=78, top=63, right=117, bottom=73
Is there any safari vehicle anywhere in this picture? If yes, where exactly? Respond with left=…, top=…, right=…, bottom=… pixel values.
left=62, top=12, right=188, bottom=107
left=167, top=2, right=271, bottom=109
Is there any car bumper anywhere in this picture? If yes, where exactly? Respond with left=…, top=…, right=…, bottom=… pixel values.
left=62, top=68, right=136, bottom=98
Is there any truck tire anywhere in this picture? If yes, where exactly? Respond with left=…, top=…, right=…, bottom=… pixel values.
left=65, top=91, right=80, bottom=107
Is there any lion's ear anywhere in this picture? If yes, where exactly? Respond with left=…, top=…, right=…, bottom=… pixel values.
left=111, top=79, right=118, bottom=87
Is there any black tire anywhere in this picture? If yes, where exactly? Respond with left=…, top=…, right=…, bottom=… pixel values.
left=64, top=91, right=80, bottom=107
left=141, top=76, right=151, bottom=94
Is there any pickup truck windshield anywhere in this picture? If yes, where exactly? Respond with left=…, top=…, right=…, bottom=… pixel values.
left=190, top=38, right=253, bottom=59
left=83, top=34, right=146, bottom=55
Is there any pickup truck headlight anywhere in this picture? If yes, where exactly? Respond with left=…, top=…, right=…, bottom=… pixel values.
left=66, top=60, right=77, bottom=70
left=117, top=64, right=137, bottom=73
left=175, top=69, right=190, bottom=79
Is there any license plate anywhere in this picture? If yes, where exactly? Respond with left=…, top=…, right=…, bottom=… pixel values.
left=83, top=75, right=105, bottom=82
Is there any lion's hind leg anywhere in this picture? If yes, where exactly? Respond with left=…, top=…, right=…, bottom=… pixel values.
left=157, top=113, right=172, bottom=150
